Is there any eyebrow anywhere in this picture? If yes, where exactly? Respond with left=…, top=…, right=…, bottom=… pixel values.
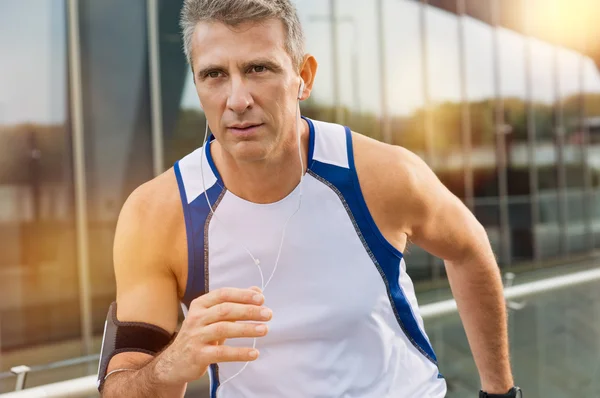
left=196, top=57, right=284, bottom=80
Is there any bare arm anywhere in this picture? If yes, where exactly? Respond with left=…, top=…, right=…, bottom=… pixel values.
left=398, top=148, right=513, bottom=393
left=101, top=173, right=186, bottom=398
left=102, top=171, right=272, bottom=398
left=354, top=135, right=514, bottom=394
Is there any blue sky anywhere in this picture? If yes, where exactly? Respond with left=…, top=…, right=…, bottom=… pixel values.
left=2, top=0, right=600, bottom=125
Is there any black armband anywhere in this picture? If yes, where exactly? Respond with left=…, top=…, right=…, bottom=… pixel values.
left=97, top=302, right=175, bottom=392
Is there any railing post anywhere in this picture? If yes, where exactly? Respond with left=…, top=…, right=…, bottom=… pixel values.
left=10, top=366, right=30, bottom=391
left=504, top=272, right=527, bottom=311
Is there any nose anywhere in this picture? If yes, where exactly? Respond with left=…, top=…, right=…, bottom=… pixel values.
left=227, top=78, right=253, bottom=114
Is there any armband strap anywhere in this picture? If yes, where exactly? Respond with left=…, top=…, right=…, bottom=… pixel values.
left=96, top=302, right=175, bottom=393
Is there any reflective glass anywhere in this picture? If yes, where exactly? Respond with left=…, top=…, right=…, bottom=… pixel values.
left=530, top=37, right=561, bottom=259
left=78, top=0, right=155, bottom=337
left=0, top=0, right=83, bottom=391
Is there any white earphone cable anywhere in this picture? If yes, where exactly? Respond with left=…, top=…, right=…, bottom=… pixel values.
left=198, top=83, right=305, bottom=396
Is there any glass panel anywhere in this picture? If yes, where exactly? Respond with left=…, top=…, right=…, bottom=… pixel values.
left=464, top=15, right=501, bottom=248
left=297, top=0, right=336, bottom=125
left=558, top=49, right=588, bottom=254
left=582, top=57, right=600, bottom=248
left=385, top=0, right=425, bottom=155
left=329, top=0, right=383, bottom=140
left=164, top=72, right=206, bottom=168
left=78, top=0, right=155, bottom=337
left=0, top=0, right=82, bottom=391
left=158, top=0, right=196, bottom=168
left=498, top=27, right=534, bottom=262
left=537, top=192, right=561, bottom=258
left=425, top=5, right=465, bottom=201
left=529, top=37, right=560, bottom=260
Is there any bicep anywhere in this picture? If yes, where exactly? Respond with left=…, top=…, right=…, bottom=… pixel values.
left=112, top=188, right=181, bottom=338
left=104, top=189, right=182, bottom=375
left=403, top=154, right=490, bottom=263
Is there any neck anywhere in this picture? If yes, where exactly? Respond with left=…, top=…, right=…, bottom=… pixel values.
left=211, top=119, right=310, bottom=204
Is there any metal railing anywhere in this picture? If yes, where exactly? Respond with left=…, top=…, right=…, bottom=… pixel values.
left=0, top=355, right=99, bottom=395
left=2, top=266, right=600, bottom=397
left=0, top=375, right=98, bottom=398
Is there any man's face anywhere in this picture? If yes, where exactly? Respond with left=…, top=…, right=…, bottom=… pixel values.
left=191, top=18, right=302, bottom=162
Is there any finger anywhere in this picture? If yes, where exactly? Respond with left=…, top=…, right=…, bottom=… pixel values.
left=249, top=286, right=262, bottom=294
left=200, top=345, right=260, bottom=364
left=202, top=303, right=272, bottom=325
left=201, top=322, right=268, bottom=343
left=191, top=287, right=264, bottom=310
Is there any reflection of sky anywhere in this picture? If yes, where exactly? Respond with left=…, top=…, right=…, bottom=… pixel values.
left=0, top=0, right=66, bottom=125
left=2, top=0, right=600, bottom=124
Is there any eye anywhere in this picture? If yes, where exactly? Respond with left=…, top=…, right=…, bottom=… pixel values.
left=207, top=71, right=222, bottom=78
left=251, top=65, right=267, bottom=73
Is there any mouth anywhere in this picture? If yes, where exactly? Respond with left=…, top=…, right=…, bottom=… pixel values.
left=227, top=123, right=264, bottom=135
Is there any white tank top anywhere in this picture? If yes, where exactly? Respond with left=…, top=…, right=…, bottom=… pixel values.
left=174, top=117, right=447, bottom=398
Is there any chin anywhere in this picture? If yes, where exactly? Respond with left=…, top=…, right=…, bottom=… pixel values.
left=228, top=140, right=271, bottom=162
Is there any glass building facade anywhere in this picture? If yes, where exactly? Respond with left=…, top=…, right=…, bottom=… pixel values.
left=1, top=0, right=600, bottom=396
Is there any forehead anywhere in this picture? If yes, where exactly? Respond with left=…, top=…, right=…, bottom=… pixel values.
left=191, top=18, right=291, bottom=69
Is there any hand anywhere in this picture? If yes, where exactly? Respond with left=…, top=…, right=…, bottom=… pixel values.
left=155, top=286, right=272, bottom=386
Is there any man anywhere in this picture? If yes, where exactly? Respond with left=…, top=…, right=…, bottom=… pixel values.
left=98, top=0, right=520, bottom=397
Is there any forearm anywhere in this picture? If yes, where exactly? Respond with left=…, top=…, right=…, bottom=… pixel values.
left=101, top=354, right=186, bottom=398
left=444, top=250, right=514, bottom=394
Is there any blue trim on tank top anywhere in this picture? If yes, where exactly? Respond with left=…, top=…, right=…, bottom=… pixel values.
left=204, top=135, right=223, bottom=183
left=185, top=183, right=224, bottom=305
left=344, top=128, right=404, bottom=259
left=308, top=126, right=439, bottom=369
left=175, top=154, right=225, bottom=307
left=174, top=161, right=196, bottom=307
left=209, top=364, right=219, bottom=398
left=305, top=116, right=316, bottom=165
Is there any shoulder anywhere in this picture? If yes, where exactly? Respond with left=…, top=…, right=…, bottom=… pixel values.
left=350, top=130, right=486, bottom=261
left=117, top=168, right=182, bottom=235
left=350, top=132, right=424, bottom=175
left=350, top=131, right=444, bottom=237
left=114, top=168, right=186, bottom=293
left=351, top=131, right=431, bottom=199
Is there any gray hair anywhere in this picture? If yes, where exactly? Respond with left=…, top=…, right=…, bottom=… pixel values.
left=180, top=0, right=306, bottom=71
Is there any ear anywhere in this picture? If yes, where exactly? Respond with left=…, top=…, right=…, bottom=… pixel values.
left=298, top=54, right=318, bottom=101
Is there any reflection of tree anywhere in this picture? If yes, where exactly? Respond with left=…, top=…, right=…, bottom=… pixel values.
left=0, top=123, right=77, bottom=284
left=0, top=123, right=81, bottom=351
left=393, top=98, right=553, bottom=151
left=164, top=109, right=207, bottom=168
left=166, top=92, right=600, bottom=165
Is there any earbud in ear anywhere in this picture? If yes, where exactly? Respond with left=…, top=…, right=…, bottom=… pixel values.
left=298, top=79, right=305, bottom=100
